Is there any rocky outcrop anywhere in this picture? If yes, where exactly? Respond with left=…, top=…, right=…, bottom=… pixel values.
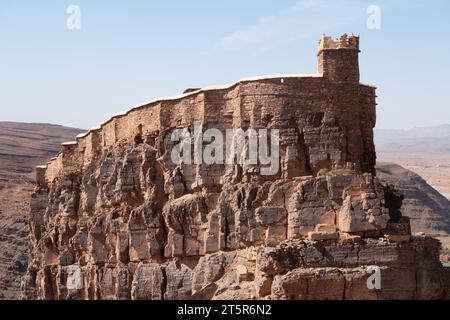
left=21, top=35, right=450, bottom=300
left=264, top=236, right=447, bottom=300
left=0, top=122, right=83, bottom=300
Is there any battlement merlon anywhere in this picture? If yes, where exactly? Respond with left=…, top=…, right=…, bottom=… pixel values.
left=317, top=34, right=361, bottom=83
left=318, top=34, right=360, bottom=53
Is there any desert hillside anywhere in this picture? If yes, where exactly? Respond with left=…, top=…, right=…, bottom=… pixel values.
left=376, top=125, right=450, bottom=200
left=376, top=124, right=450, bottom=250
left=376, top=162, right=450, bottom=246
left=0, top=122, right=83, bottom=299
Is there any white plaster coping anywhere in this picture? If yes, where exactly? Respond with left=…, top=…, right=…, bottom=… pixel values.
left=360, top=82, right=376, bottom=88
left=61, top=141, right=77, bottom=146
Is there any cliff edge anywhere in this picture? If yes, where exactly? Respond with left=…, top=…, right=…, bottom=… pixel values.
left=21, top=35, right=450, bottom=300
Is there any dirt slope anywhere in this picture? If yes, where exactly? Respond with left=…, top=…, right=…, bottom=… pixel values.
left=376, top=162, right=450, bottom=247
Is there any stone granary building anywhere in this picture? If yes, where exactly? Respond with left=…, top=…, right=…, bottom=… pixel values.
left=21, top=34, right=450, bottom=300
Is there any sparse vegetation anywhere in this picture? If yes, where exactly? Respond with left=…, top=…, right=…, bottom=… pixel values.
left=441, top=247, right=450, bottom=267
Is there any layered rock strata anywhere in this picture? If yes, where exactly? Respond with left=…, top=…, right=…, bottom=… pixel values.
left=21, top=34, right=450, bottom=300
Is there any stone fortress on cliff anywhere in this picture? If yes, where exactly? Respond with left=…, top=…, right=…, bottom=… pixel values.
left=21, top=34, right=450, bottom=300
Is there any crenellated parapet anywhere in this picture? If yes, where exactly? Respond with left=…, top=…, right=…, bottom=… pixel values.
left=318, top=33, right=360, bottom=53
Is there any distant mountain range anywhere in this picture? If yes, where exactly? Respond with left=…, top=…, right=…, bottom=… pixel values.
left=375, top=124, right=450, bottom=154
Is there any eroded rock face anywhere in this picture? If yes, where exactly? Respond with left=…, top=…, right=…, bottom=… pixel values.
left=262, top=236, right=447, bottom=300
left=21, top=140, right=450, bottom=300
left=20, top=145, right=375, bottom=298
left=21, top=35, right=450, bottom=300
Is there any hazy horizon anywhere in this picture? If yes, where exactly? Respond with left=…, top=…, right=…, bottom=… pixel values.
left=1, top=0, right=449, bottom=130
left=3, top=120, right=450, bottom=133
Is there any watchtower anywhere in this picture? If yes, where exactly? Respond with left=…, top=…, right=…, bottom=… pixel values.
left=317, top=34, right=360, bottom=83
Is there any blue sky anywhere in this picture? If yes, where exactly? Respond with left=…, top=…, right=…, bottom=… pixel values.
left=0, top=0, right=449, bottom=130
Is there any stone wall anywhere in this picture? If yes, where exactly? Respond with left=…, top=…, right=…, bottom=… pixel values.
left=41, top=76, right=377, bottom=184
left=41, top=36, right=376, bottom=187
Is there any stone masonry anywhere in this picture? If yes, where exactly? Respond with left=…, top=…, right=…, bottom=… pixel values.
left=21, top=34, right=450, bottom=300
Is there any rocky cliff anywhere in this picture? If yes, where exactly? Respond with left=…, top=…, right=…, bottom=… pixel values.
left=21, top=35, right=450, bottom=300
left=0, top=122, right=84, bottom=299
